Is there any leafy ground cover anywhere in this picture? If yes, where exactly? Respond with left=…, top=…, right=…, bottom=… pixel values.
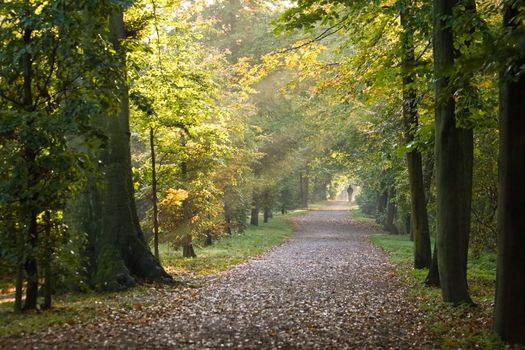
left=0, top=211, right=301, bottom=338
left=370, top=232, right=525, bottom=349
left=160, top=211, right=302, bottom=276
left=0, top=201, right=435, bottom=349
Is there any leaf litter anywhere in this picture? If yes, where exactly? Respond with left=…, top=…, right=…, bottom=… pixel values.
left=1, top=201, right=432, bottom=349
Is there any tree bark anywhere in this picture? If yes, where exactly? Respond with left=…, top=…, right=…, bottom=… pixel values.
left=150, top=127, right=160, bottom=260
left=433, top=0, right=473, bottom=304
left=78, top=11, right=172, bottom=290
left=182, top=233, right=196, bottom=258
left=384, top=186, right=398, bottom=234
left=250, top=190, right=259, bottom=226
left=400, top=3, right=431, bottom=268
left=264, top=207, right=270, bottom=223
left=376, top=183, right=388, bottom=220
left=42, top=211, right=52, bottom=310
left=493, top=3, right=525, bottom=343
left=20, top=22, right=39, bottom=311
left=23, top=212, right=38, bottom=310
left=250, top=207, right=259, bottom=226
left=425, top=243, right=440, bottom=287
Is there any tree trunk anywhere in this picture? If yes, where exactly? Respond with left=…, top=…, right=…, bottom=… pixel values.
left=303, top=172, right=309, bottom=208
left=493, top=3, right=525, bottom=343
left=23, top=212, right=38, bottom=310
left=250, top=207, right=259, bottom=226
left=400, top=3, right=431, bottom=268
left=182, top=233, right=196, bottom=258
left=376, top=184, right=388, bottom=220
left=384, top=186, right=398, bottom=234
left=14, top=258, right=24, bottom=312
left=19, top=22, right=39, bottom=311
left=42, top=211, right=52, bottom=310
left=264, top=207, right=270, bottom=223
left=205, top=231, right=213, bottom=246
left=425, top=243, right=440, bottom=287
left=433, top=0, right=473, bottom=304
left=250, top=190, right=259, bottom=226
left=299, top=172, right=305, bottom=208
left=150, top=127, right=160, bottom=260
left=78, top=11, right=172, bottom=291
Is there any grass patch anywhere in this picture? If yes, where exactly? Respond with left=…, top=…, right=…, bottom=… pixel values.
left=369, top=233, right=522, bottom=349
left=161, top=210, right=302, bottom=276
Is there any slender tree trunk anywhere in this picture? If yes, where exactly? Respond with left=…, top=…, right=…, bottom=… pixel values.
left=303, top=172, right=309, bottom=208
left=264, top=207, right=270, bottom=223
left=423, top=153, right=434, bottom=204
left=23, top=212, right=38, bottom=310
left=150, top=127, right=160, bottom=260
left=205, top=231, right=213, bottom=246
left=19, top=21, right=39, bottom=311
left=433, top=0, right=473, bottom=304
left=493, top=4, right=525, bottom=343
left=42, top=211, right=52, bottom=310
left=182, top=233, right=196, bottom=258
left=14, top=241, right=24, bottom=312
left=250, top=207, right=259, bottom=226
left=400, top=3, right=431, bottom=268
left=299, top=172, right=305, bottom=208
left=384, top=186, right=398, bottom=234
left=425, top=243, right=440, bottom=287
left=250, top=190, right=259, bottom=226
left=376, top=183, right=388, bottom=220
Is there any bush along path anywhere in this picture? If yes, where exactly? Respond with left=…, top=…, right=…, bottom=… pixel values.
left=1, top=201, right=432, bottom=349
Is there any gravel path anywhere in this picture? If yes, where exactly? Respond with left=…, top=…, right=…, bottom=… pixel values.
left=3, top=201, right=431, bottom=349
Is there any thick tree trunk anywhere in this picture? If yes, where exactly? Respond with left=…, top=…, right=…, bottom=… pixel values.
left=150, top=127, right=160, bottom=260
left=400, top=4, right=431, bottom=268
left=493, top=4, right=525, bottom=343
left=77, top=11, right=172, bottom=291
left=433, top=0, right=473, bottom=304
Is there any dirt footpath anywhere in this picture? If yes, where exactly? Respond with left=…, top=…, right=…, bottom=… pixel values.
left=2, top=201, right=431, bottom=349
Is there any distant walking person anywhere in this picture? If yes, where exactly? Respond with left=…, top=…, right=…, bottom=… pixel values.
left=347, top=185, right=353, bottom=202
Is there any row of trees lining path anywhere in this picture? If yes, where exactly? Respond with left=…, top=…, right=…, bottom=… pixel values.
left=1, top=201, right=432, bottom=349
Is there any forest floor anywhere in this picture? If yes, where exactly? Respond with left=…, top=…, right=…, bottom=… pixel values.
left=1, top=201, right=433, bottom=349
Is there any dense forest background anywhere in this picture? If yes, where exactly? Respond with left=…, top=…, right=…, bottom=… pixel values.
left=0, top=0, right=524, bottom=346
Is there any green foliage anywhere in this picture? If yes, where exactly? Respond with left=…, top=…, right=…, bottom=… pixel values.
left=0, top=0, right=122, bottom=307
